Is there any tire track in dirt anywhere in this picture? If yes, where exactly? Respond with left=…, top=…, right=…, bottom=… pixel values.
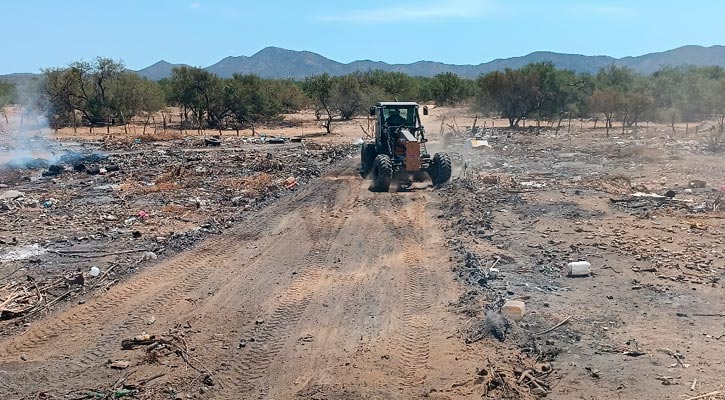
left=374, top=194, right=435, bottom=386
left=398, top=246, right=433, bottom=385
left=0, top=205, right=296, bottom=398
left=0, top=233, right=252, bottom=393
left=0, top=179, right=326, bottom=369
left=217, top=175, right=360, bottom=398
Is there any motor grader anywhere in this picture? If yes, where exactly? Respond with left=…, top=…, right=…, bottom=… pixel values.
left=360, top=102, right=451, bottom=191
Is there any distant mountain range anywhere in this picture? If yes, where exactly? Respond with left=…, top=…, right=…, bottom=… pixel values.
left=134, top=45, right=725, bottom=80
left=3, top=45, right=725, bottom=84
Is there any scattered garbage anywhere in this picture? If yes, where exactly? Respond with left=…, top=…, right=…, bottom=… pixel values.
left=204, top=137, right=222, bottom=147
left=0, top=190, right=24, bottom=200
left=283, top=176, right=299, bottom=190
left=89, top=266, right=101, bottom=277
left=1, top=244, right=46, bottom=263
left=567, top=261, right=591, bottom=277
left=470, top=139, right=492, bottom=149
left=42, top=198, right=58, bottom=208
left=501, top=300, right=526, bottom=321
left=266, top=136, right=286, bottom=144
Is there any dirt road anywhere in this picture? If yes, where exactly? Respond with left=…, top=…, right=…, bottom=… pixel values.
left=0, top=161, right=481, bottom=399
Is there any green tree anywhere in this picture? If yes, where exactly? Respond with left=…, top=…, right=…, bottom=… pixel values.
left=42, top=57, right=162, bottom=130
left=477, top=68, right=539, bottom=127
left=588, top=89, right=622, bottom=136
left=228, top=74, right=281, bottom=135
left=0, top=81, right=16, bottom=107
left=429, top=72, right=469, bottom=105
left=167, top=66, right=224, bottom=130
left=302, top=73, right=336, bottom=134
left=0, top=80, right=16, bottom=124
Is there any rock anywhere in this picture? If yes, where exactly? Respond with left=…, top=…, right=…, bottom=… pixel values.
left=109, top=360, right=130, bottom=369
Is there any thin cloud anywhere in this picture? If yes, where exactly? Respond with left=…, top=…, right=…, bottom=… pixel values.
left=317, top=0, right=495, bottom=23
left=190, top=2, right=201, bottom=9
left=565, top=5, right=636, bottom=16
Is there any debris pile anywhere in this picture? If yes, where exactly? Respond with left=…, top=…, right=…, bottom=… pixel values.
left=0, top=139, right=355, bottom=334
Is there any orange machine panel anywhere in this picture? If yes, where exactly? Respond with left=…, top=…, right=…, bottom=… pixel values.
left=405, top=141, right=421, bottom=171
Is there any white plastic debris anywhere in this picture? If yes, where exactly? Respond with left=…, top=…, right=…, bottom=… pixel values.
left=89, top=266, right=101, bottom=277
left=567, top=261, right=591, bottom=277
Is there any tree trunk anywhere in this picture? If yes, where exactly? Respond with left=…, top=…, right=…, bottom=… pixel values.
left=568, top=115, right=572, bottom=133
left=671, top=111, right=676, bottom=137
left=622, top=111, right=628, bottom=135
left=325, top=115, right=333, bottom=134
left=555, top=115, right=563, bottom=134
left=593, top=116, right=598, bottom=130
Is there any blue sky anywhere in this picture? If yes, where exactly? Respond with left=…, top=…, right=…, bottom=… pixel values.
left=1, top=0, right=723, bottom=74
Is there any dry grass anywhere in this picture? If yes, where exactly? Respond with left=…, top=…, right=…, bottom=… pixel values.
left=160, top=204, right=192, bottom=215
left=120, top=180, right=179, bottom=194
left=242, top=172, right=275, bottom=195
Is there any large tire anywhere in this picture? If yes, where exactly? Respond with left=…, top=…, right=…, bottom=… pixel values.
left=360, top=144, right=377, bottom=178
left=430, top=152, right=452, bottom=185
left=372, top=154, right=393, bottom=192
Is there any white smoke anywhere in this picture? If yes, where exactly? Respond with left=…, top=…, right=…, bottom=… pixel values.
left=0, top=78, right=61, bottom=169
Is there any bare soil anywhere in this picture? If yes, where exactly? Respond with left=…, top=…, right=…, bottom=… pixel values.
left=1, top=106, right=725, bottom=400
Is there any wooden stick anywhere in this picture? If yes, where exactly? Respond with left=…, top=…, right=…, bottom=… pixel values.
left=535, top=316, right=573, bottom=336
left=685, top=390, right=723, bottom=400
left=51, top=249, right=151, bottom=258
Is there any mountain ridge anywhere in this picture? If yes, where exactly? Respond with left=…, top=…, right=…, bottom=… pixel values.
left=3, top=45, right=725, bottom=84
left=135, top=45, right=725, bottom=80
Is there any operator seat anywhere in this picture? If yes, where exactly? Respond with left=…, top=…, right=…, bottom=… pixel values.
left=386, top=109, right=406, bottom=126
